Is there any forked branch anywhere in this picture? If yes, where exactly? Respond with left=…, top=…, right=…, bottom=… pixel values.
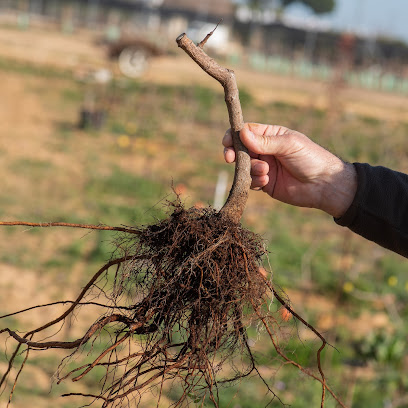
left=176, top=32, right=251, bottom=223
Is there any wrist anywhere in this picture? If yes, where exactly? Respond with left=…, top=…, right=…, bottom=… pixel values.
left=320, top=161, right=358, bottom=218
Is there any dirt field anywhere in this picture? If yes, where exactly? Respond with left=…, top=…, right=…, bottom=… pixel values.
left=1, top=25, right=408, bottom=121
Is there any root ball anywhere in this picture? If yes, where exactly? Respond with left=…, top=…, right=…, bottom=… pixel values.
left=102, top=203, right=270, bottom=403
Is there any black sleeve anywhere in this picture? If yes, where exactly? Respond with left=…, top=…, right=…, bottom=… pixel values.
left=335, top=163, right=408, bottom=258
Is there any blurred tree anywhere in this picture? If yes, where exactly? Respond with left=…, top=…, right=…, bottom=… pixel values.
left=282, top=0, right=335, bottom=14
left=245, top=0, right=336, bottom=15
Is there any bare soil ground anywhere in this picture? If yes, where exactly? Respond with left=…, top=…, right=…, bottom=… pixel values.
left=1, top=25, right=408, bottom=121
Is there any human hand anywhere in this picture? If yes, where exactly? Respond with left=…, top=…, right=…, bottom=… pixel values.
left=223, top=123, right=357, bottom=218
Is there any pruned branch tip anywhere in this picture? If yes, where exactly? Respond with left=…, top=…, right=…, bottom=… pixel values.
left=198, top=19, right=223, bottom=48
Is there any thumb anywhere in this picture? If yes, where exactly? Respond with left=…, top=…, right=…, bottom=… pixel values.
left=238, top=127, right=276, bottom=155
left=240, top=125, right=300, bottom=156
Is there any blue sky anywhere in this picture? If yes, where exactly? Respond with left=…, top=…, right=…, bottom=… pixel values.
left=285, top=0, right=408, bottom=42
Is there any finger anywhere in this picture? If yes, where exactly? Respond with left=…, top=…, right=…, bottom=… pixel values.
left=247, top=122, right=290, bottom=137
left=251, top=174, right=269, bottom=190
left=224, top=147, right=236, bottom=163
left=222, top=128, right=233, bottom=148
left=251, top=159, right=269, bottom=176
left=240, top=125, right=301, bottom=156
left=224, top=128, right=261, bottom=160
left=240, top=127, right=273, bottom=155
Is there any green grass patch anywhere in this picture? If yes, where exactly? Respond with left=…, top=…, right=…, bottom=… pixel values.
left=86, top=166, right=164, bottom=201
left=0, top=56, right=71, bottom=79
left=11, top=157, right=54, bottom=174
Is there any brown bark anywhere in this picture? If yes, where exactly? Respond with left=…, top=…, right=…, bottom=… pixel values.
left=176, top=33, right=251, bottom=223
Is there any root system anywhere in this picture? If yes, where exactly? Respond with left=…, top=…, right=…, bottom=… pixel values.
left=101, top=203, right=268, bottom=404
left=0, top=203, right=346, bottom=407
left=1, top=203, right=270, bottom=406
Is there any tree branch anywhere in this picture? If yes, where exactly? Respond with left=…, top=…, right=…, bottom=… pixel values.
left=176, top=33, right=251, bottom=223
left=197, top=20, right=222, bottom=48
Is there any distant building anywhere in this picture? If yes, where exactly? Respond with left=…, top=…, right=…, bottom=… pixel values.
left=2, top=0, right=236, bottom=42
left=161, top=0, right=235, bottom=22
left=3, top=0, right=408, bottom=72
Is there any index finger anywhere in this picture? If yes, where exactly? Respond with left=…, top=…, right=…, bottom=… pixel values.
left=222, top=128, right=233, bottom=148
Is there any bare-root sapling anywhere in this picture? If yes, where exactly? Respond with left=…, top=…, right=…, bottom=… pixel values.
left=0, top=31, right=346, bottom=408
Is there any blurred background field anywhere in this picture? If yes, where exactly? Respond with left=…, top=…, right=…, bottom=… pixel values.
left=0, top=1, right=408, bottom=407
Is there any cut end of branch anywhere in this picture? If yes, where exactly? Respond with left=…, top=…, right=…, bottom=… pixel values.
left=176, top=32, right=186, bottom=43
